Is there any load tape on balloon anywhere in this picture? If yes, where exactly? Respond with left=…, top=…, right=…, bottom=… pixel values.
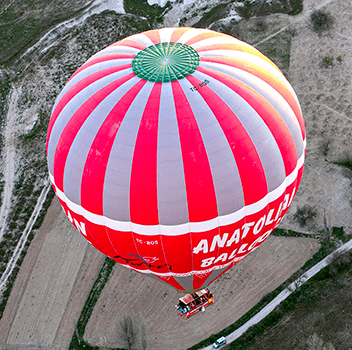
left=47, top=27, right=306, bottom=292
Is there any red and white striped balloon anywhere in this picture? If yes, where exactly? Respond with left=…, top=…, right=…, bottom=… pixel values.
left=47, top=27, right=305, bottom=292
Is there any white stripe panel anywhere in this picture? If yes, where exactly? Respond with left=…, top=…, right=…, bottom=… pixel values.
left=124, top=32, right=155, bottom=47
left=49, top=144, right=305, bottom=236
left=176, top=28, right=207, bottom=44
left=178, top=75, right=246, bottom=215
left=200, top=50, right=292, bottom=94
left=48, top=70, right=137, bottom=173
left=200, top=60, right=296, bottom=120
left=63, top=76, right=144, bottom=205
left=91, top=46, right=140, bottom=59
left=191, top=36, right=254, bottom=50
left=191, top=68, right=287, bottom=192
left=55, top=61, right=132, bottom=109
left=158, top=27, right=175, bottom=43
left=200, top=52, right=299, bottom=108
left=199, top=60, right=304, bottom=156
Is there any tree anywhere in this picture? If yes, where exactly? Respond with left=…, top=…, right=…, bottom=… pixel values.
left=310, top=9, right=334, bottom=34
left=117, top=315, right=139, bottom=350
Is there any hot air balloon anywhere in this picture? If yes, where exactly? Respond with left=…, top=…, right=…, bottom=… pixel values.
left=46, top=28, right=305, bottom=298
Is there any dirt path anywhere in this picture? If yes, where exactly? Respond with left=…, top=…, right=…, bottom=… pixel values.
left=0, top=87, right=21, bottom=241
left=0, top=199, right=105, bottom=350
left=83, top=236, right=320, bottom=350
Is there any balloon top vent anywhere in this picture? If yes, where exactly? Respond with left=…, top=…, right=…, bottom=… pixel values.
left=132, top=42, right=200, bottom=82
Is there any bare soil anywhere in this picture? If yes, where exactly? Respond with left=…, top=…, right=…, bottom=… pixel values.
left=241, top=0, right=352, bottom=348
left=0, top=198, right=105, bottom=350
left=279, top=0, right=352, bottom=233
left=83, top=236, right=319, bottom=350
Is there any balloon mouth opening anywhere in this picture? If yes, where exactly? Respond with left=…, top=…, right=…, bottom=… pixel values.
left=132, top=42, right=200, bottom=83
left=177, top=286, right=210, bottom=294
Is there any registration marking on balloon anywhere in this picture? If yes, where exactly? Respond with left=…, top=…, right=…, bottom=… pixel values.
left=47, top=27, right=306, bottom=291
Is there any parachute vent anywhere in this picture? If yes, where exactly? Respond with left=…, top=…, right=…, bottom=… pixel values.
left=132, top=42, right=200, bottom=82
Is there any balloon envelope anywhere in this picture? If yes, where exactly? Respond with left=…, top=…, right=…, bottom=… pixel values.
left=47, top=27, right=305, bottom=292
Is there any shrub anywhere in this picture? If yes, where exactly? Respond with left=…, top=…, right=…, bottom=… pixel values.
left=293, top=205, right=317, bottom=227
left=334, top=154, right=352, bottom=171
left=310, top=9, right=334, bottom=34
left=328, top=251, right=351, bottom=276
left=336, top=55, right=343, bottom=63
left=322, top=56, right=333, bottom=68
left=254, top=17, right=268, bottom=30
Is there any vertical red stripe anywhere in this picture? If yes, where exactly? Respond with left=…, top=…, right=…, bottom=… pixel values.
left=192, top=271, right=213, bottom=290
left=186, top=75, right=267, bottom=205
left=47, top=64, right=132, bottom=153
left=129, top=83, right=162, bottom=225
left=197, top=66, right=298, bottom=176
left=53, top=73, right=136, bottom=192
left=160, top=233, right=193, bottom=274
left=171, top=80, right=218, bottom=222
left=170, top=27, right=191, bottom=43
left=80, top=79, right=147, bottom=214
left=143, top=29, right=161, bottom=45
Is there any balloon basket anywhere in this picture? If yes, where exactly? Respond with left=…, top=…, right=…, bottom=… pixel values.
left=175, top=288, right=214, bottom=320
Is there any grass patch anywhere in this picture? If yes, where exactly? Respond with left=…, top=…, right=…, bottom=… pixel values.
left=236, top=0, right=303, bottom=20
left=193, top=3, right=230, bottom=28
left=194, top=0, right=303, bottom=30
left=124, top=0, right=171, bottom=25
left=334, top=155, right=352, bottom=171
left=69, top=257, right=118, bottom=350
left=272, top=228, right=310, bottom=238
left=0, top=0, right=92, bottom=66
left=332, top=227, right=345, bottom=242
